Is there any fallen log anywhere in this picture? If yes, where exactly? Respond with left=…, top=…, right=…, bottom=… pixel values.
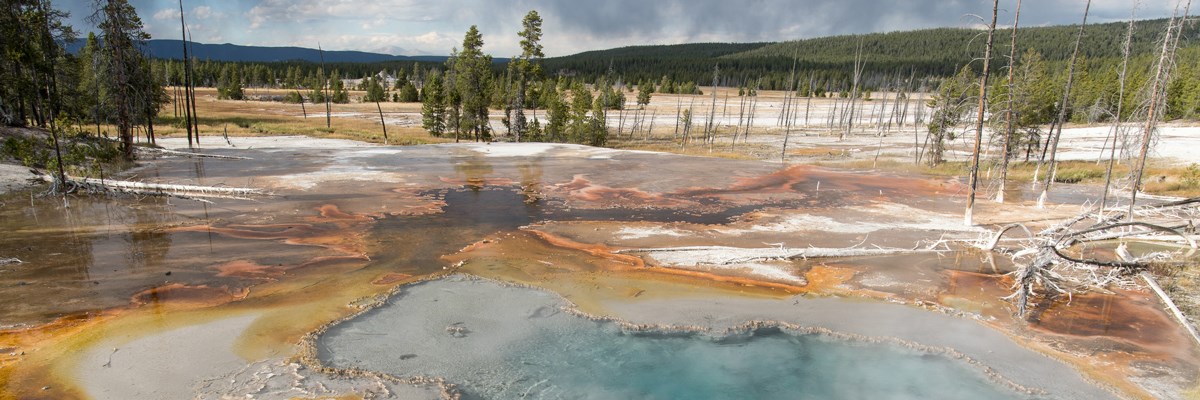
left=38, top=174, right=267, bottom=202
left=136, top=146, right=251, bottom=160
left=618, top=245, right=931, bottom=266
left=1141, top=272, right=1200, bottom=347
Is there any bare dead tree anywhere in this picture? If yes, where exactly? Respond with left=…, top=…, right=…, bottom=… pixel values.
left=744, top=79, right=759, bottom=142
left=731, top=85, right=747, bottom=150
left=186, top=27, right=199, bottom=146
left=376, top=101, right=388, bottom=144
left=1130, top=0, right=1192, bottom=220
left=966, top=0, right=1000, bottom=226
left=673, top=95, right=682, bottom=140
left=319, top=43, right=331, bottom=129
left=1037, top=0, right=1092, bottom=208
left=842, top=38, right=865, bottom=141
left=995, top=0, right=1024, bottom=204
left=1098, top=6, right=1138, bottom=220
left=177, top=0, right=195, bottom=147
left=645, top=111, right=655, bottom=140
left=804, top=72, right=815, bottom=127
left=779, top=54, right=798, bottom=127
left=706, top=64, right=719, bottom=150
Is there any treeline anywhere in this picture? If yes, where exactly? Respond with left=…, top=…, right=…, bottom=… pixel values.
left=539, top=18, right=1198, bottom=86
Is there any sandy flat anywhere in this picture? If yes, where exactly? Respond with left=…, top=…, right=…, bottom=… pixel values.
left=78, top=314, right=260, bottom=400
left=0, top=163, right=36, bottom=194
left=77, top=313, right=441, bottom=399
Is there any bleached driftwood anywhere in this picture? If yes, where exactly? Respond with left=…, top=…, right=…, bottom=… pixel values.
left=136, top=146, right=251, bottom=160
left=1141, top=272, right=1200, bottom=347
left=40, top=174, right=267, bottom=203
left=619, top=245, right=931, bottom=266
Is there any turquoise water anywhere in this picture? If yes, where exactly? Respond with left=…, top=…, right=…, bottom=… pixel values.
left=486, top=326, right=1022, bottom=400
left=318, top=278, right=1026, bottom=400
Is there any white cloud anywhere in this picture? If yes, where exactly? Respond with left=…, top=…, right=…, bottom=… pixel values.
left=152, top=8, right=177, bottom=21
left=192, top=6, right=215, bottom=20
left=66, top=0, right=1188, bottom=57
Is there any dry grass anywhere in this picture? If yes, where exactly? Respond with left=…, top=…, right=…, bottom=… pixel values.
left=137, top=87, right=449, bottom=145
left=83, top=87, right=1197, bottom=198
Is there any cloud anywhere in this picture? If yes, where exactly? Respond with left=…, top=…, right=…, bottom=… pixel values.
left=152, top=8, right=176, bottom=22
left=64, top=0, right=1182, bottom=57
left=247, top=0, right=457, bottom=30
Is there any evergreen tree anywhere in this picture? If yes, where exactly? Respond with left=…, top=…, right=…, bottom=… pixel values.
left=329, top=70, right=349, bottom=103
left=454, top=26, right=492, bottom=141
left=512, top=10, right=543, bottom=142
left=398, top=80, right=419, bottom=102
left=568, top=81, right=593, bottom=143
left=589, top=91, right=608, bottom=146
left=217, top=63, right=244, bottom=100
left=94, top=0, right=152, bottom=159
left=545, top=85, right=569, bottom=142
left=421, top=71, right=446, bottom=136
left=637, top=79, right=653, bottom=108
left=364, top=76, right=387, bottom=102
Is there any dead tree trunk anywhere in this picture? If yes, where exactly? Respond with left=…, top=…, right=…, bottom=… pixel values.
left=1037, top=0, right=1092, bottom=208
left=1099, top=11, right=1137, bottom=220
left=178, top=0, right=195, bottom=148
left=1131, top=0, right=1192, bottom=220
left=706, top=65, right=719, bottom=149
left=966, top=0, right=1000, bottom=226
left=187, top=28, right=200, bottom=147
left=843, top=39, right=865, bottom=141
left=996, top=0, right=1023, bottom=204
left=804, top=73, right=815, bottom=128
left=376, top=101, right=389, bottom=144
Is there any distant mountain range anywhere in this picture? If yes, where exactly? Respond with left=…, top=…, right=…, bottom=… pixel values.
left=63, top=39, right=448, bottom=64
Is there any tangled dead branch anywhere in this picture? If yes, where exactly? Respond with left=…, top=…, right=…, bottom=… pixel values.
left=988, top=197, right=1200, bottom=345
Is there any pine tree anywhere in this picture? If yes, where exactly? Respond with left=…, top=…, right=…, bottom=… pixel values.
left=421, top=72, right=446, bottom=136
left=398, top=80, right=419, bottom=102
left=637, top=79, right=653, bottom=108
left=455, top=26, right=492, bottom=141
left=93, top=0, right=152, bottom=160
left=512, top=10, right=544, bottom=142
left=365, top=76, right=387, bottom=102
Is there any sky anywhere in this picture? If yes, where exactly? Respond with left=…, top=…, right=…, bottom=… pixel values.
left=59, top=0, right=1182, bottom=57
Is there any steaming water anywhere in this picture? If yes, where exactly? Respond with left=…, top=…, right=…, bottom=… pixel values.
left=319, top=276, right=1023, bottom=400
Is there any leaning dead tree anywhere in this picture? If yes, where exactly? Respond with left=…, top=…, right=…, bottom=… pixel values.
left=983, top=197, right=1200, bottom=345
left=1036, top=0, right=1091, bottom=208
left=965, top=0, right=999, bottom=226
left=994, top=0, right=1023, bottom=204
left=1130, top=0, right=1193, bottom=220
left=1098, top=6, right=1138, bottom=221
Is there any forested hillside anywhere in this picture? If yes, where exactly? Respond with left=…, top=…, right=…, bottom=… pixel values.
left=539, top=18, right=1198, bottom=90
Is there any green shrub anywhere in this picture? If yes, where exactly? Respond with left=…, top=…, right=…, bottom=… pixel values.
left=1182, top=163, right=1200, bottom=188
left=1053, top=168, right=1104, bottom=184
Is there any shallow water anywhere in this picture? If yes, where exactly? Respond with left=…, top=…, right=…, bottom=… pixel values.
left=1, top=142, right=1190, bottom=399
left=319, top=277, right=1023, bottom=400
left=506, top=329, right=1019, bottom=400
